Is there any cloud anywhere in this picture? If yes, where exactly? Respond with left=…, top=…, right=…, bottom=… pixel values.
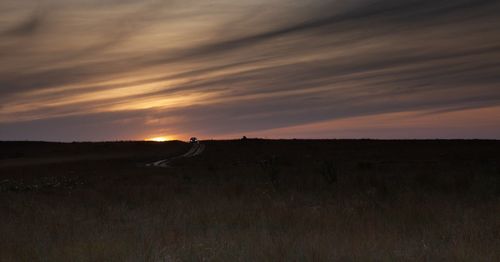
left=3, top=12, right=43, bottom=36
left=1, top=0, right=500, bottom=140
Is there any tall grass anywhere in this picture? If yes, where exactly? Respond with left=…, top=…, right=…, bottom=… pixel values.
left=1, top=140, right=499, bottom=261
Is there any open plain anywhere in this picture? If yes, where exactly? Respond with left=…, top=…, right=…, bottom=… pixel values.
left=1, top=140, right=499, bottom=261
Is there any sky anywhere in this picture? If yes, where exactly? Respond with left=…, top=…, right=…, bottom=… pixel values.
left=1, top=0, right=499, bottom=141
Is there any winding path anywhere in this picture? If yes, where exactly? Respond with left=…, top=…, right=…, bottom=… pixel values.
left=146, top=143, right=205, bottom=168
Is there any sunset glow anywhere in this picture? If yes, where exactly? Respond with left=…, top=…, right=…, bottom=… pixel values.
left=145, top=136, right=173, bottom=142
left=3, top=2, right=500, bottom=260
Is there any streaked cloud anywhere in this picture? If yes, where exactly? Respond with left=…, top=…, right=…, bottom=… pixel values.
left=1, top=0, right=500, bottom=140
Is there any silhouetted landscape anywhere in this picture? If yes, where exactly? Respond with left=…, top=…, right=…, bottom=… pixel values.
left=2, top=0, right=500, bottom=260
left=1, top=139, right=499, bottom=261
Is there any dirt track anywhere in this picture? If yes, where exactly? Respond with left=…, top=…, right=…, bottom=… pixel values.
left=147, top=143, right=205, bottom=167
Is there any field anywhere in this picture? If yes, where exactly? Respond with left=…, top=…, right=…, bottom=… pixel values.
left=1, top=140, right=499, bottom=261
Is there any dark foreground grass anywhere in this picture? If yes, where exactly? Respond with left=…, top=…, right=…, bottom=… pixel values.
left=1, top=140, right=499, bottom=261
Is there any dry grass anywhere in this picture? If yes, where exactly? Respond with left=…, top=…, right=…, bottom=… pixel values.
left=1, top=140, right=499, bottom=261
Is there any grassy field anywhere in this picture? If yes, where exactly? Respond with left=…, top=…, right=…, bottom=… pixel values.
left=1, top=140, right=499, bottom=261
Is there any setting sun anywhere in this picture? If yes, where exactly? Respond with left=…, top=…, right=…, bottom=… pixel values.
left=145, top=136, right=173, bottom=142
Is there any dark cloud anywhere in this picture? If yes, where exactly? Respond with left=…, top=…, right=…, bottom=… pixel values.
left=151, top=0, right=500, bottom=63
left=3, top=11, right=44, bottom=36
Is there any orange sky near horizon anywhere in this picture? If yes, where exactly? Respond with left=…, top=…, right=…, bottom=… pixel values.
left=139, top=106, right=500, bottom=142
left=204, top=106, right=500, bottom=141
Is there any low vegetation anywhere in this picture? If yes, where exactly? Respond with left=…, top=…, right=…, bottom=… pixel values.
left=1, top=140, right=499, bottom=261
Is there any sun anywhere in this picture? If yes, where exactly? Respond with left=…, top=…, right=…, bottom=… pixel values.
left=145, top=136, right=174, bottom=142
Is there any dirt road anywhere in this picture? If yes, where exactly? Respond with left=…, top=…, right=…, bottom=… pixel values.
left=146, top=143, right=205, bottom=167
